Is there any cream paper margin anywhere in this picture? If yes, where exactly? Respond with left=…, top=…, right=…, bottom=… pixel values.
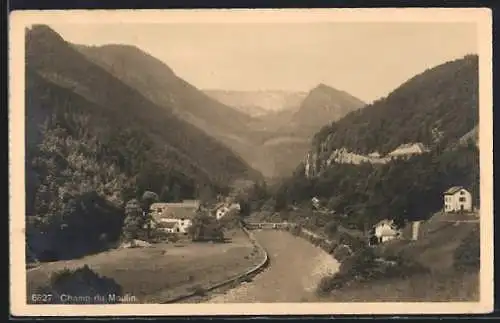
left=9, top=8, right=494, bottom=316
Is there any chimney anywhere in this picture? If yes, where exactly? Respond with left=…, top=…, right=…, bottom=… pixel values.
left=411, top=221, right=421, bottom=241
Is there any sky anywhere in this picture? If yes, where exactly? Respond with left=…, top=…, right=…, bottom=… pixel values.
left=49, top=22, right=477, bottom=103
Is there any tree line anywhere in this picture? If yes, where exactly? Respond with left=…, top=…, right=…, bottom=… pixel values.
left=266, top=143, right=479, bottom=232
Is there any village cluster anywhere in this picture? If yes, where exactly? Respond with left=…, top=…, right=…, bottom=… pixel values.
left=148, top=198, right=241, bottom=234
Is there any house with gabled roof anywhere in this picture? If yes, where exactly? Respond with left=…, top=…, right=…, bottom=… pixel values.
left=150, top=201, right=200, bottom=234
left=156, top=221, right=180, bottom=233
left=443, top=186, right=472, bottom=213
left=368, top=219, right=402, bottom=246
left=388, top=142, right=429, bottom=159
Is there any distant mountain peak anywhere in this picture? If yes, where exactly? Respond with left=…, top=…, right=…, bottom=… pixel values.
left=290, top=84, right=365, bottom=128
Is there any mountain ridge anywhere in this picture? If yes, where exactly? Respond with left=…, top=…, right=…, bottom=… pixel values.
left=304, top=54, right=479, bottom=177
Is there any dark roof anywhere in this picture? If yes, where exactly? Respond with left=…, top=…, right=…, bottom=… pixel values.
left=444, top=186, right=465, bottom=195
left=157, top=221, right=178, bottom=229
left=159, top=206, right=198, bottom=220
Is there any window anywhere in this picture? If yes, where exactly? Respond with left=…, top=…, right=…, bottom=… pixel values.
left=459, top=197, right=466, bottom=202
left=460, top=191, right=466, bottom=195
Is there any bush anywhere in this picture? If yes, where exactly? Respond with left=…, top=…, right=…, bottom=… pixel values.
left=168, top=233, right=180, bottom=243
left=31, top=265, right=123, bottom=304
left=382, top=257, right=429, bottom=279
left=338, top=232, right=366, bottom=252
left=338, top=247, right=377, bottom=278
left=149, top=229, right=170, bottom=243
left=316, top=275, right=343, bottom=296
left=324, top=221, right=339, bottom=239
left=333, top=244, right=353, bottom=262
left=322, top=241, right=338, bottom=254
left=189, top=213, right=225, bottom=242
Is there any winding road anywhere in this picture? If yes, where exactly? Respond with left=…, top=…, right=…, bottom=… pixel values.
left=206, top=229, right=339, bottom=303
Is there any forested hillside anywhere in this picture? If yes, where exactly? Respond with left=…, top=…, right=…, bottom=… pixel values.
left=74, top=43, right=274, bottom=178
left=75, top=44, right=253, bottom=138
left=25, top=25, right=260, bottom=261
left=276, top=144, right=479, bottom=230
left=266, top=55, right=480, bottom=231
left=311, top=55, right=478, bottom=156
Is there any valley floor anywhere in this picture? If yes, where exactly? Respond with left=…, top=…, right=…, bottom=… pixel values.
left=27, top=229, right=263, bottom=303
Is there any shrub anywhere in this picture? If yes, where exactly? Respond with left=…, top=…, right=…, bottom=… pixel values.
left=323, top=241, right=338, bottom=254
left=168, top=233, right=180, bottom=243
left=188, top=213, right=225, bottom=242
left=333, top=244, right=353, bottom=262
left=316, top=275, right=343, bottom=296
left=338, top=247, right=377, bottom=278
left=382, top=257, right=429, bottom=279
left=324, top=221, right=339, bottom=239
left=31, top=265, right=123, bottom=304
left=149, top=229, right=170, bottom=243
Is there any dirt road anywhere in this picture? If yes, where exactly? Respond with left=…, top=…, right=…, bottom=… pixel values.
left=207, top=230, right=339, bottom=303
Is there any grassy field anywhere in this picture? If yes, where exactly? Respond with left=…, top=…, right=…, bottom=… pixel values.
left=377, top=214, right=479, bottom=271
left=315, top=212, right=480, bottom=302
left=317, top=214, right=479, bottom=302
left=316, top=269, right=478, bottom=302
left=27, top=229, right=264, bottom=303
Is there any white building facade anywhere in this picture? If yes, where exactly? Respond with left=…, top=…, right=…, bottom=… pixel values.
left=444, top=186, right=472, bottom=212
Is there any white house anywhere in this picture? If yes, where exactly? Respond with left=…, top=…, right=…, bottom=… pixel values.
left=311, top=197, right=321, bottom=209
left=369, top=219, right=401, bottom=245
left=156, top=221, right=180, bottom=233
left=443, top=186, right=472, bottom=212
left=150, top=201, right=199, bottom=234
left=388, top=143, right=429, bottom=159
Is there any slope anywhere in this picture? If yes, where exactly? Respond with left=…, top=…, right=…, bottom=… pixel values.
left=290, top=83, right=366, bottom=129
left=310, top=54, right=479, bottom=161
left=25, top=25, right=260, bottom=261
left=75, top=44, right=253, bottom=136
left=26, top=25, right=260, bottom=186
left=253, top=84, right=365, bottom=178
left=270, top=55, right=479, bottom=235
left=73, top=43, right=271, bottom=176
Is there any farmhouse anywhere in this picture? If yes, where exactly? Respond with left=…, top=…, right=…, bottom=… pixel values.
left=388, top=143, right=429, bottom=159
left=150, top=201, right=200, bottom=234
left=443, top=186, right=472, bottom=212
left=156, top=221, right=180, bottom=233
left=369, top=219, right=401, bottom=246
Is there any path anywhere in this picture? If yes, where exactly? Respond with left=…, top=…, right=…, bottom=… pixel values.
left=206, top=230, right=339, bottom=303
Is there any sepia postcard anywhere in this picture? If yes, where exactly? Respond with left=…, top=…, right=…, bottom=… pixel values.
left=9, top=8, right=493, bottom=317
